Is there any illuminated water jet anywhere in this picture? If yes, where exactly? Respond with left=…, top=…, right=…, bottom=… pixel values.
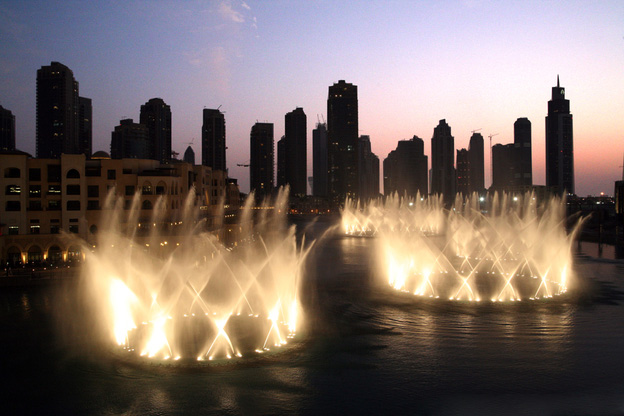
left=342, top=192, right=583, bottom=302
left=81, top=187, right=313, bottom=362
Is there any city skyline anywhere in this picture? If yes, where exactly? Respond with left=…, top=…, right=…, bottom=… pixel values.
left=1, top=1, right=623, bottom=196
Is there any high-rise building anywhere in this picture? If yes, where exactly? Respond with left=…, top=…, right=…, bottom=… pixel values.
left=110, top=119, right=150, bottom=159
left=276, top=136, right=286, bottom=189
left=0, top=105, right=16, bottom=151
left=431, top=119, right=455, bottom=204
left=491, top=143, right=515, bottom=190
left=383, top=136, right=428, bottom=197
left=202, top=108, right=226, bottom=172
left=514, top=117, right=532, bottom=187
left=358, top=135, right=380, bottom=201
left=456, top=148, right=470, bottom=195
left=36, top=61, right=80, bottom=158
left=250, top=122, right=274, bottom=199
left=78, top=97, right=92, bottom=157
left=140, top=98, right=171, bottom=163
left=546, top=76, right=574, bottom=195
left=183, top=146, right=195, bottom=165
left=468, top=132, right=484, bottom=193
left=284, top=107, right=307, bottom=196
left=312, top=122, right=328, bottom=197
left=327, top=80, right=358, bottom=204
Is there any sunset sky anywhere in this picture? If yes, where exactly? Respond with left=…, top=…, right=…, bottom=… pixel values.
left=1, top=0, right=623, bottom=196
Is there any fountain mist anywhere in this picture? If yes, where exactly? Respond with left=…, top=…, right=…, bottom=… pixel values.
left=341, top=193, right=583, bottom=302
left=80, top=187, right=313, bottom=362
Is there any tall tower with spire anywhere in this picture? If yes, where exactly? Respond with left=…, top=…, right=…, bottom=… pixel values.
left=545, top=75, right=574, bottom=195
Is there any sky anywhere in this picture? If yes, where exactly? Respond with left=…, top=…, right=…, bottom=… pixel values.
left=0, top=0, right=623, bottom=197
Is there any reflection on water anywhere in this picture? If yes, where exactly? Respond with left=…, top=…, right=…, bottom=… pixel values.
left=576, top=241, right=624, bottom=260
left=2, top=222, right=624, bottom=415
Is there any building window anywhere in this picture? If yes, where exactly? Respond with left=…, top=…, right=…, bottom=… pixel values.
left=4, top=167, right=20, bottom=178
left=89, top=225, right=98, bottom=234
left=30, top=225, right=40, bottom=234
left=29, top=185, right=41, bottom=197
left=123, top=168, right=132, bottom=174
left=29, top=168, right=41, bottom=181
left=142, top=184, right=152, bottom=195
left=5, top=185, right=20, bottom=195
left=50, top=225, right=60, bottom=234
left=28, top=200, right=42, bottom=211
left=67, top=200, right=81, bottom=211
left=66, top=185, right=80, bottom=195
left=85, top=166, right=101, bottom=177
left=66, top=169, right=80, bottom=179
left=47, top=165, right=61, bottom=182
left=108, top=169, right=116, bottom=180
left=125, top=185, right=135, bottom=196
left=87, top=185, right=99, bottom=198
left=5, top=201, right=20, bottom=211
left=8, top=226, right=18, bottom=235
left=142, top=200, right=153, bottom=210
left=48, top=185, right=61, bottom=194
left=48, top=200, right=61, bottom=210
left=156, top=185, right=166, bottom=195
left=69, top=224, right=79, bottom=233
left=87, top=200, right=100, bottom=210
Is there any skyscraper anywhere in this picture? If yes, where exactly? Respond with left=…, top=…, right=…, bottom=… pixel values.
left=110, top=119, right=150, bottom=159
left=492, top=143, right=515, bottom=190
left=358, top=135, right=380, bottom=201
left=78, top=97, right=92, bottom=157
left=384, top=136, right=428, bottom=197
left=431, top=119, right=455, bottom=204
left=250, top=122, right=274, bottom=199
left=140, top=98, right=171, bottom=163
left=0, top=105, right=16, bottom=151
left=202, top=108, right=226, bottom=171
left=284, top=107, right=307, bottom=196
left=312, top=122, right=328, bottom=197
left=327, top=80, right=358, bottom=204
left=546, top=76, right=574, bottom=195
left=183, top=146, right=195, bottom=165
left=468, top=132, right=485, bottom=193
left=514, top=117, right=532, bottom=187
left=456, top=149, right=470, bottom=195
left=36, top=61, right=80, bottom=158
left=277, top=136, right=286, bottom=188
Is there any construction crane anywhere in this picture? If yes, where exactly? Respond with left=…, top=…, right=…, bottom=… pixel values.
left=488, top=133, right=499, bottom=187
left=237, top=160, right=250, bottom=168
left=471, top=128, right=482, bottom=135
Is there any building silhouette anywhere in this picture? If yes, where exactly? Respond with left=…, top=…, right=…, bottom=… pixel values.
left=37, top=62, right=88, bottom=158
left=468, top=132, right=484, bottom=193
left=110, top=119, right=150, bottom=159
left=491, top=143, right=515, bottom=190
left=284, top=107, right=307, bottom=196
left=276, top=136, right=286, bottom=189
left=431, top=119, right=455, bottom=204
left=78, top=97, right=92, bottom=157
left=358, top=135, right=380, bottom=201
left=250, top=122, right=274, bottom=199
left=384, top=136, right=427, bottom=197
left=514, top=117, right=532, bottom=187
left=140, top=98, right=171, bottom=163
left=546, top=76, right=574, bottom=195
left=183, top=146, right=195, bottom=165
left=312, top=122, right=328, bottom=197
left=327, top=80, right=358, bottom=204
left=456, top=148, right=470, bottom=195
left=202, top=108, right=226, bottom=171
left=0, top=105, right=15, bottom=151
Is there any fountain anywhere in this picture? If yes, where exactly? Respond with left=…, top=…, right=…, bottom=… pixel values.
left=342, top=192, right=583, bottom=302
left=80, top=187, right=313, bottom=362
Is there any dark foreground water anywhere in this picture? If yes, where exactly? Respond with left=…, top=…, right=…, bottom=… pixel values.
left=2, top=222, right=624, bottom=415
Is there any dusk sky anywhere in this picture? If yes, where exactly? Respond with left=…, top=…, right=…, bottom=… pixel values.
left=1, top=0, right=623, bottom=196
